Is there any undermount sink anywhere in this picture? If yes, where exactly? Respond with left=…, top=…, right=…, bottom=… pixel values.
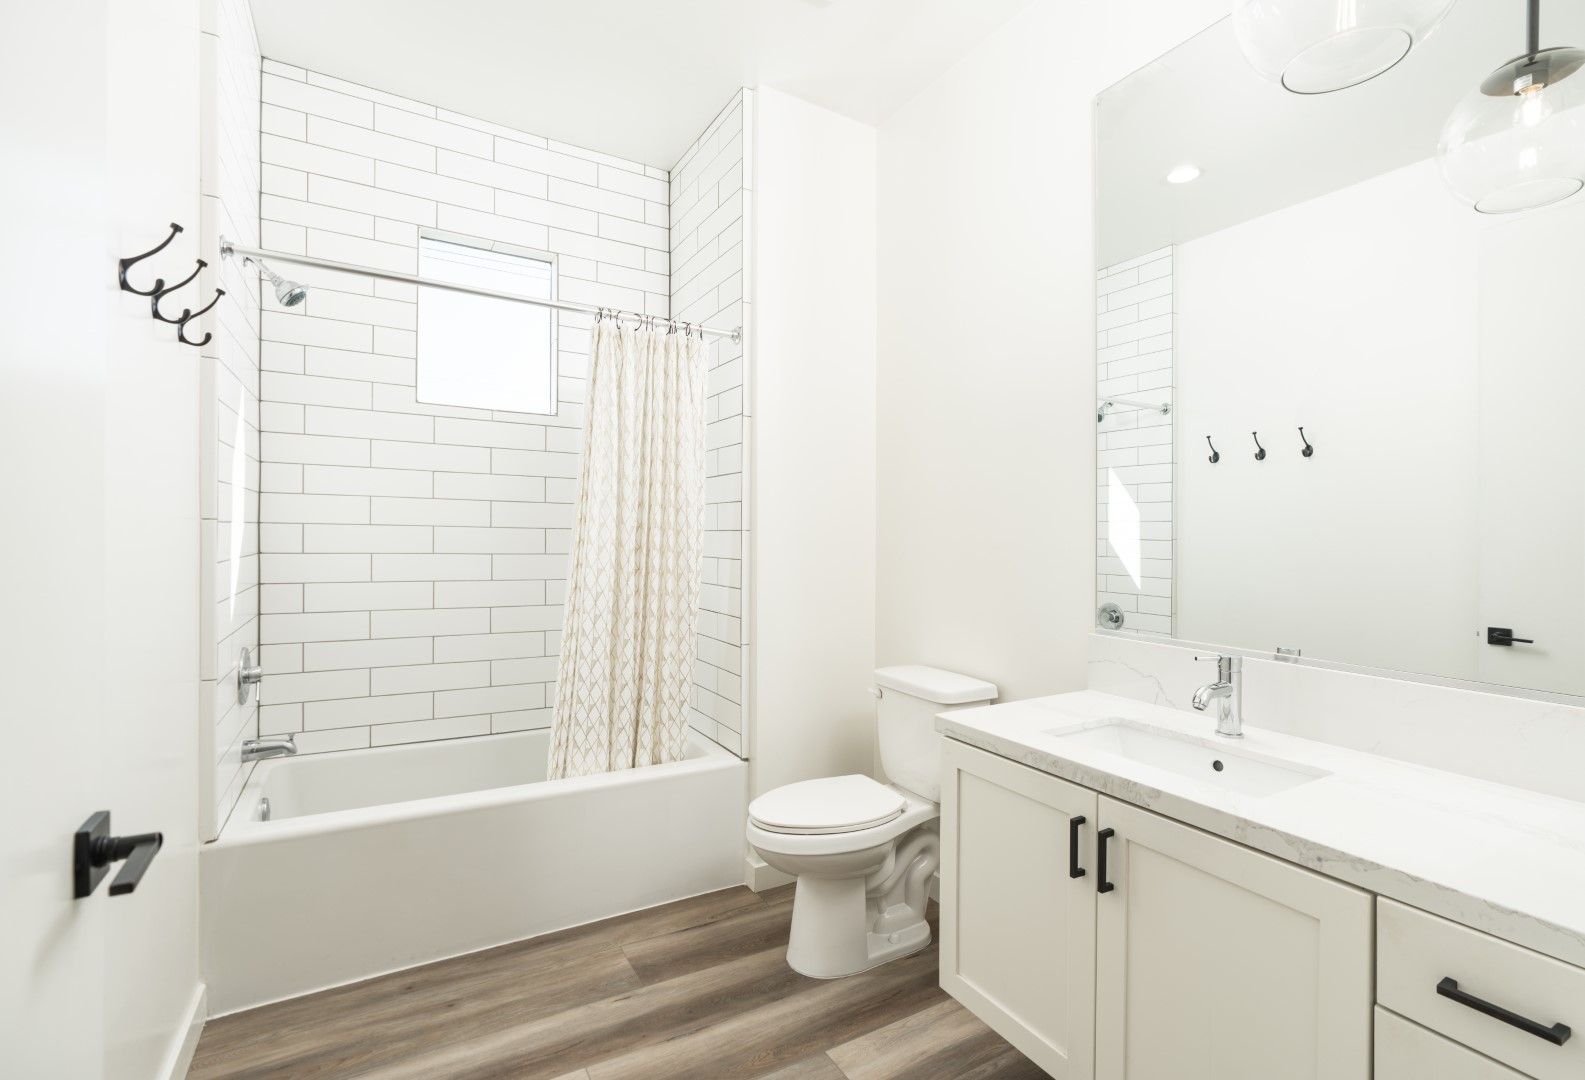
left=1044, top=721, right=1329, bottom=798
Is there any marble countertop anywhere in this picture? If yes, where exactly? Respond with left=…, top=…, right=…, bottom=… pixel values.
left=938, top=690, right=1585, bottom=969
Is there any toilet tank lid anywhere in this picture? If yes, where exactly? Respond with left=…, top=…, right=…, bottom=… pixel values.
left=874, top=665, right=997, bottom=705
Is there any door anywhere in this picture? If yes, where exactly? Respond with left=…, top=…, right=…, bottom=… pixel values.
left=0, top=1, right=202, bottom=1077
left=1475, top=199, right=1585, bottom=695
left=1094, top=797, right=1372, bottom=1080
left=940, top=739, right=1099, bottom=1078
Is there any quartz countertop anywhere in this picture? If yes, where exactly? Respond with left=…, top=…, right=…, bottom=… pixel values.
left=938, top=690, right=1585, bottom=969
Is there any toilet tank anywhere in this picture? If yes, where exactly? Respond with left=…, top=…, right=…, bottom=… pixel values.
left=874, top=665, right=998, bottom=802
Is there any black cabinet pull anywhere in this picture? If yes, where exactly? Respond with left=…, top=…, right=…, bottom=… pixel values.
left=1487, top=627, right=1536, bottom=647
left=1096, top=827, right=1116, bottom=894
left=1437, top=977, right=1572, bottom=1046
left=1068, top=815, right=1087, bottom=879
left=73, top=812, right=164, bottom=899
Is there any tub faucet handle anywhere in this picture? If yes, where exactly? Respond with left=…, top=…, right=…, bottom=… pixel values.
left=238, top=646, right=263, bottom=706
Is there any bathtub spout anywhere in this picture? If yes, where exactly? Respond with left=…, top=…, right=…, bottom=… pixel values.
left=242, top=735, right=297, bottom=763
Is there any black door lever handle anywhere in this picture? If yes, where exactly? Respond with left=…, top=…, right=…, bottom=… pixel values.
left=1487, top=627, right=1535, bottom=647
left=74, top=812, right=164, bottom=899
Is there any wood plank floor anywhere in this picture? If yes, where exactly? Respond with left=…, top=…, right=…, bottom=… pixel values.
left=190, top=885, right=1046, bottom=1080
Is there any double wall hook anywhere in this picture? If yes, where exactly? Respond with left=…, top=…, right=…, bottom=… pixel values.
left=176, top=290, right=225, bottom=347
left=1206, top=436, right=1220, bottom=464
left=151, top=260, right=206, bottom=324
left=1252, top=432, right=1266, bottom=461
left=118, top=223, right=182, bottom=296
left=1298, top=427, right=1314, bottom=457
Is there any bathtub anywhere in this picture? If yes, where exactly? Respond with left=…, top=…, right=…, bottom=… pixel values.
left=200, top=729, right=746, bottom=1014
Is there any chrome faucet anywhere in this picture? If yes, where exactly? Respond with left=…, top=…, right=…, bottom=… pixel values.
left=1192, top=655, right=1244, bottom=738
left=241, top=734, right=298, bottom=763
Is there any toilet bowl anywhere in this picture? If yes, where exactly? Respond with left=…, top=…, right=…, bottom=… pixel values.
left=748, top=776, right=940, bottom=978
left=746, top=666, right=997, bottom=979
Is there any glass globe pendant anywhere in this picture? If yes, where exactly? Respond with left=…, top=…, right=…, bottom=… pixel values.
left=1233, top=0, right=1457, bottom=94
left=1438, top=1, right=1585, bottom=213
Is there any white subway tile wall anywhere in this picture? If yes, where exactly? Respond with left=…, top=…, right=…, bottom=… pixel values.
left=1096, top=247, right=1174, bottom=637
left=257, top=65, right=750, bottom=758
left=670, top=91, right=751, bottom=757
left=200, top=0, right=262, bottom=836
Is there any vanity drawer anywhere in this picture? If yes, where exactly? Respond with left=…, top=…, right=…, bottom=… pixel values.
left=1375, top=1007, right=1530, bottom=1080
left=1377, top=899, right=1584, bottom=1080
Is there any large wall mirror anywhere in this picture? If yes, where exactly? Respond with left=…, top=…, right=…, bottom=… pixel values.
left=1094, top=0, right=1585, bottom=699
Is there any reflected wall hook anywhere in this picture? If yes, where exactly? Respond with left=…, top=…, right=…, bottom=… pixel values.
left=1299, top=427, right=1314, bottom=457
left=1206, top=436, right=1220, bottom=464
left=176, top=289, right=224, bottom=347
left=118, top=223, right=182, bottom=296
left=150, top=260, right=206, bottom=324
left=1252, top=432, right=1266, bottom=461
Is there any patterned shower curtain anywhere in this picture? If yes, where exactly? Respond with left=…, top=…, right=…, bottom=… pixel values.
left=547, top=314, right=707, bottom=779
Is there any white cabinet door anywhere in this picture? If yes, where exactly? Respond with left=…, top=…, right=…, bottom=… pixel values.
left=1094, top=797, right=1372, bottom=1080
left=940, top=739, right=1099, bottom=1079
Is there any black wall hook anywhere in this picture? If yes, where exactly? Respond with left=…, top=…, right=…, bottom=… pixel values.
left=1252, top=432, right=1266, bottom=461
left=118, top=223, right=182, bottom=296
left=151, top=260, right=206, bottom=324
left=176, top=289, right=225, bottom=347
left=1206, top=436, right=1220, bottom=464
left=1299, top=427, right=1314, bottom=457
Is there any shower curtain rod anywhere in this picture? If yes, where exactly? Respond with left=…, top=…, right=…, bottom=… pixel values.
left=218, top=240, right=743, bottom=343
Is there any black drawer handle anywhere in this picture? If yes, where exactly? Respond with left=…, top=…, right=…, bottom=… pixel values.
left=1068, top=816, right=1086, bottom=879
left=1096, top=827, right=1116, bottom=894
left=1437, top=977, right=1572, bottom=1046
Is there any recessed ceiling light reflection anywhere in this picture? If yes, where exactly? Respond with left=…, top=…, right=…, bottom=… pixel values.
left=1166, top=164, right=1202, bottom=184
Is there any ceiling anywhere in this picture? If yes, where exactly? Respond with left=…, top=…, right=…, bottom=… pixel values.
left=251, top=0, right=1033, bottom=169
left=1096, top=0, right=1585, bottom=266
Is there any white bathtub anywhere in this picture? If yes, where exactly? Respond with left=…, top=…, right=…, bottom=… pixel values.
left=200, top=729, right=747, bottom=1014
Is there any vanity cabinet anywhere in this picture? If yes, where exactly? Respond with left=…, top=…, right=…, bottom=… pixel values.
left=941, top=739, right=1373, bottom=1080
left=1094, top=796, right=1373, bottom=1079
left=940, top=739, right=1099, bottom=1078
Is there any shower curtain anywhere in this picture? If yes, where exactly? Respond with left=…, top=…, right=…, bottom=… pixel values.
left=547, top=314, right=707, bottom=779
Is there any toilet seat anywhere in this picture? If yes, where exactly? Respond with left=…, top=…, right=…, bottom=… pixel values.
left=748, top=775, right=906, bottom=835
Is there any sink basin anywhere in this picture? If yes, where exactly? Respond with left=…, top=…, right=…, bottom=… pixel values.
left=1044, top=721, right=1329, bottom=797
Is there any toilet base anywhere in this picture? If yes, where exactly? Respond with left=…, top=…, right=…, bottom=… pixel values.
left=781, top=830, right=938, bottom=980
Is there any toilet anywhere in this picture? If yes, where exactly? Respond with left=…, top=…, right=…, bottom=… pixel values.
left=746, top=665, right=998, bottom=979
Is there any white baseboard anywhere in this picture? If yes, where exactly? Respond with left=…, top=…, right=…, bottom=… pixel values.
left=159, top=982, right=206, bottom=1080
left=744, top=851, right=794, bottom=892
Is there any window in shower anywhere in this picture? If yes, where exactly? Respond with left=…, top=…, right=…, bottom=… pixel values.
left=416, top=235, right=557, bottom=414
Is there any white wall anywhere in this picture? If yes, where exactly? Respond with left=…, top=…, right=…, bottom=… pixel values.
left=1175, top=157, right=1480, bottom=677
left=748, top=87, right=877, bottom=798
left=670, top=91, right=752, bottom=756
left=253, top=63, right=672, bottom=756
left=875, top=0, right=1226, bottom=702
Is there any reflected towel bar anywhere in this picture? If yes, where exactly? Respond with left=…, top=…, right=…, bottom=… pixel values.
left=1097, top=397, right=1172, bottom=422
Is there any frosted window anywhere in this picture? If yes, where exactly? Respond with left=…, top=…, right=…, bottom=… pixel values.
left=417, top=237, right=556, bottom=414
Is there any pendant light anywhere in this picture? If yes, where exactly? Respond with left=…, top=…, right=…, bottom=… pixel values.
left=1233, top=0, right=1457, bottom=94
left=1438, top=0, right=1585, bottom=213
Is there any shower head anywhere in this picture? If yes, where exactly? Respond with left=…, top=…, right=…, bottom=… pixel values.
left=231, top=248, right=307, bottom=307
left=270, top=272, right=309, bottom=308
left=240, top=254, right=308, bottom=307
